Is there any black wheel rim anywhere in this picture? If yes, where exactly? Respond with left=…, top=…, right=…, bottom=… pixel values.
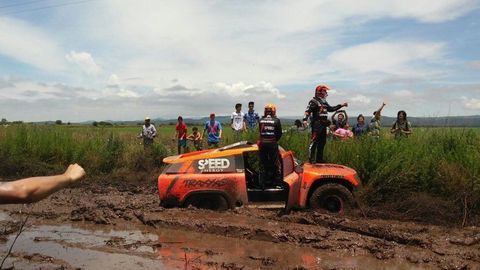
left=323, top=195, right=343, bottom=213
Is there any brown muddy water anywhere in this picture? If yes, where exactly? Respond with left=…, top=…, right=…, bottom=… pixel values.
left=0, top=212, right=428, bottom=270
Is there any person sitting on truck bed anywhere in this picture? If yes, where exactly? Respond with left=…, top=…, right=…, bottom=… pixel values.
left=258, top=103, right=282, bottom=189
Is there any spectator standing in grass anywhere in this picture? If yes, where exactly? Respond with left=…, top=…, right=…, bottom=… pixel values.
left=244, top=101, right=260, bottom=131
left=289, top=119, right=306, bottom=132
left=187, top=127, right=203, bottom=151
left=231, top=103, right=246, bottom=142
left=173, top=116, right=188, bottom=154
left=391, top=110, right=412, bottom=138
left=138, top=117, right=157, bottom=149
left=352, top=114, right=369, bottom=137
left=0, top=164, right=86, bottom=204
left=202, top=113, right=222, bottom=148
left=369, top=102, right=386, bottom=139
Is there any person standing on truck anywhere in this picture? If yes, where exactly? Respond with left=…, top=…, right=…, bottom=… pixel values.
left=231, top=103, right=246, bottom=142
left=138, top=117, right=157, bottom=149
left=173, top=116, right=188, bottom=154
left=303, top=85, right=348, bottom=163
left=202, top=113, right=222, bottom=148
left=391, top=110, right=412, bottom=138
left=258, top=104, right=282, bottom=188
left=244, top=101, right=260, bottom=131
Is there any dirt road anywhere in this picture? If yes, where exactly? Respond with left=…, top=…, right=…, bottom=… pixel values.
left=0, top=180, right=479, bottom=269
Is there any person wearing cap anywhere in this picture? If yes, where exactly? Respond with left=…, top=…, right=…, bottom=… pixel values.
left=202, top=113, right=222, bottom=148
left=138, top=117, right=157, bottom=149
left=303, top=85, right=347, bottom=163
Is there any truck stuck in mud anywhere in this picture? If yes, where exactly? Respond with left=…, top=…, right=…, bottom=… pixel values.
left=158, top=142, right=361, bottom=213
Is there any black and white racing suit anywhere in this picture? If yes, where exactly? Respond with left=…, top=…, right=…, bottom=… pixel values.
left=258, top=115, right=282, bottom=186
left=304, top=97, right=342, bottom=163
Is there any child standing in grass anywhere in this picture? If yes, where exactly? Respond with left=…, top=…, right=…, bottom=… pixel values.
left=187, top=127, right=203, bottom=151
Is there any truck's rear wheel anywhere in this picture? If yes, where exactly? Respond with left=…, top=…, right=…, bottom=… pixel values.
left=184, top=194, right=229, bottom=211
left=309, top=183, right=354, bottom=213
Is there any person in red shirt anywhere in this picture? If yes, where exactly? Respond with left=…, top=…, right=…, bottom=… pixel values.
left=173, top=116, right=188, bottom=154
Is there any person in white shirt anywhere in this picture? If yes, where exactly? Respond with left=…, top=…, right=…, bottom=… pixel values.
left=138, top=117, right=157, bottom=148
left=231, top=103, right=246, bottom=142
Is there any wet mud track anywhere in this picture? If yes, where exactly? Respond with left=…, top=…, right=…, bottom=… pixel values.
left=1, top=181, right=479, bottom=269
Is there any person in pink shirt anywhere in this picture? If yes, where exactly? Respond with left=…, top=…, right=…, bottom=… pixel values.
left=333, top=124, right=354, bottom=139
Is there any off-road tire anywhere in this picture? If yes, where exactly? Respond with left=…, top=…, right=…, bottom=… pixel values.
left=309, top=183, right=354, bottom=213
left=184, top=194, right=229, bottom=211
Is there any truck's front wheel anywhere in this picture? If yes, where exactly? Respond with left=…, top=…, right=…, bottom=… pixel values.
left=309, top=183, right=354, bottom=213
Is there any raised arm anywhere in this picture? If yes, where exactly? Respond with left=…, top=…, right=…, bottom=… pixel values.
left=0, top=164, right=86, bottom=204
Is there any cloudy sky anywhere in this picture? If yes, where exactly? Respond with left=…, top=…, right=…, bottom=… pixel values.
left=0, top=0, right=479, bottom=122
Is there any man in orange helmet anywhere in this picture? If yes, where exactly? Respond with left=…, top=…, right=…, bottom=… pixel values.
left=258, top=104, right=282, bottom=188
left=303, top=85, right=348, bottom=163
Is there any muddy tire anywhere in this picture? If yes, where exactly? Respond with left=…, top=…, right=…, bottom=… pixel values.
left=184, top=194, right=229, bottom=211
left=309, top=183, right=354, bottom=213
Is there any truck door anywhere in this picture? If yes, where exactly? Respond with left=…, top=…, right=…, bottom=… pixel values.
left=281, top=151, right=301, bottom=212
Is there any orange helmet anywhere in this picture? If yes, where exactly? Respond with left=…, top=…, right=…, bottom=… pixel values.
left=315, top=84, right=330, bottom=98
left=264, top=103, right=276, bottom=117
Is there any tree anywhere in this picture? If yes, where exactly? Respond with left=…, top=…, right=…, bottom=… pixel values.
left=55, top=120, right=62, bottom=125
left=92, top=121, right=98, bottom=127
left=1, top=118, right=7, bottom=124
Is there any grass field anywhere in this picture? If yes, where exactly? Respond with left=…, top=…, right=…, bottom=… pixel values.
left=1, top=123, right=479, bottom=224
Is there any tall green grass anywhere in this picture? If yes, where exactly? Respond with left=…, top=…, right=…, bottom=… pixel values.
left=0, top=125, right=168, bottom=177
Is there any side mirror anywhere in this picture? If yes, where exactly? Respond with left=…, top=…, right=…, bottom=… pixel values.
left=294, top=165, right=304, bottom=174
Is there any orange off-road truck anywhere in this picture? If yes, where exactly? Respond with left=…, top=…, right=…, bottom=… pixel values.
left=158, top=142, right=361, bottom=213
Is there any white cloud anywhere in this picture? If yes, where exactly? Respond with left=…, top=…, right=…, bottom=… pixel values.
left=327, top=41, right=445, bottom=75
left=107, top=74, right=120, bottom=87
left=213, top=81, right=286, bottom=99
left=350, top=94, right=372, bottom=104
left=0, top=17, right=65, bottom=72
left=393, top=90, right=415, bottom=97
left=66, top=51, right=101, bottom=75
left=463, top=97, right=480, bottom=110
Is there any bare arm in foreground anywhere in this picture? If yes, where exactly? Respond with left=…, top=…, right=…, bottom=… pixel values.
left=0, top=164, right=86, bottom=204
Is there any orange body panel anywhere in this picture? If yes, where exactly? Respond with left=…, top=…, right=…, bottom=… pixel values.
left=297, top=163, right=360, bottom=208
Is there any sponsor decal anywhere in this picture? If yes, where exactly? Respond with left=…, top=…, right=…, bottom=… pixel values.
left=197, top=158, right=232, bottom=172
left=183, top=178, right=229, bottom=188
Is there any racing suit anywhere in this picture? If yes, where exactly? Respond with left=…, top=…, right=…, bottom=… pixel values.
left=304, top=97, right=342, bottom=163
left=258, top=115, right=282, bottom=187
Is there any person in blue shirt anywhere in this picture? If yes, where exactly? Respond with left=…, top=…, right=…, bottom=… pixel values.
left=352, top=114, right=368, bottom=137
left=202, top=113, right=223, bottom=148
left=244, top=101, right=260, bottom=130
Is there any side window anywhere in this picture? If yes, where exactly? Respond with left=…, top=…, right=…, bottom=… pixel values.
left=282, top=155, right=294, bottom=176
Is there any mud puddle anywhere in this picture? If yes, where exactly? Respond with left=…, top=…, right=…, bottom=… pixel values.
left=1, top=219, right=429, bottom=270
